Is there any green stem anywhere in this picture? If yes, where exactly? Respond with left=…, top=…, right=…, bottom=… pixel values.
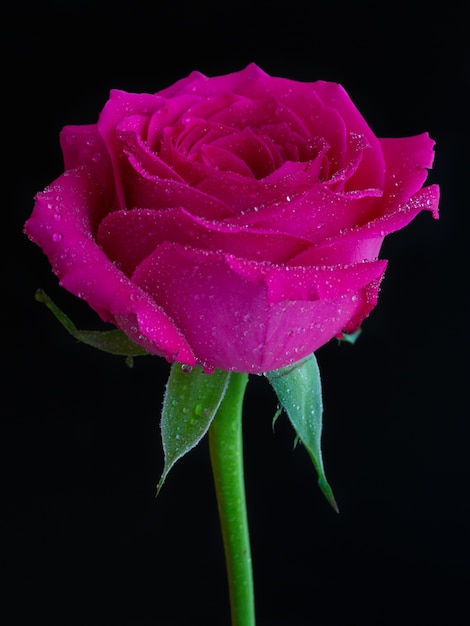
left=208, top=372, right=255, bottom=626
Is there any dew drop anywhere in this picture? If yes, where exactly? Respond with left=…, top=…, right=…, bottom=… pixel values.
left=52, top=232, right=63, bottom=242
left=195, top=404, right=212, bottom=418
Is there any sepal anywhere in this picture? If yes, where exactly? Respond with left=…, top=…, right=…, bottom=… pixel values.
left=157, top=363, right=231, bottom=494
left=34, top=289, right=150, bottom=358
left=337, top=328, right=362, bottom=344
left=265, top=353, right=338, bottom=512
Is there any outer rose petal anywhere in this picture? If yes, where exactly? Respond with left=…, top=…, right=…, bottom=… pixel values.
left=131, top=243, right=387, bottom=372
left=380, top=133, right=437, bottom=212
left=151, top=63, right=267, bottom=99
left=226, top=184, right=383, bottom=243
left=60, top=124, right=104, bottom=171
left=291, top=184, right=440, bottom=267
left=24, top=163, right=196, bottom=364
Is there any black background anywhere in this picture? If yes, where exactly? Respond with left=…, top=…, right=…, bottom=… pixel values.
left=4, top=2, right=468, bottom=625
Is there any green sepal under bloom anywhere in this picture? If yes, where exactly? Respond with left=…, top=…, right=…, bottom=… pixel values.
left=34, top=289, right=150, bottom=359
left=265, top=353, right=339, bottom=513
left=338, top=328, right=362, bottom=345
left=157, top=363, right=231, bottom=494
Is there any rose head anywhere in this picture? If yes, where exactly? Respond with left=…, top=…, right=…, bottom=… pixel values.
left=24, top=63, right=439, bottom=373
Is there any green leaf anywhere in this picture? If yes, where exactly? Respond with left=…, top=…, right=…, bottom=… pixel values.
left=35, top=288, right=150, bottom=357
left=265, top=353, right=339, bottom=513
left=157, top=363, right=231, bottom=494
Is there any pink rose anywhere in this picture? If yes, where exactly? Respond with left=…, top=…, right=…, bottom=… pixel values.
left=24, top=63, right=439, bottom=373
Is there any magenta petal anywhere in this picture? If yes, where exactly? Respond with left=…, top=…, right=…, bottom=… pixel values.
left=60, top=124, right=107, bottom=171
left=196, top=160, right=323, bottom=213
left=132, top=243, right=386, bottom=372
left=24, top=168, right=196, bottom=364
left=97, top=89, right=171, bottom=207
left=119, top=153, right=233, bottom=218
left=98, top=207, right=308, bottom=276
left=208, top=127, right=278, bottom=178
left=292, top=184, right=440, bottom=267
left=228, top=255, right=387, bottom=338
left=146, top=93, right=209, bottom=148
left=132, top=243, right=269, bottom=371
left=115, top=114, right=184, bottom=181
left=173, top=116, right=231, bottom=154
left=226, top=184, right=383, bottom=242
left=154, top=70, right=208, bottom=97
left=306, top=81, right=385, bottom=188
left=157, top=63, right=267, bottom=100
left=200, top=144, right=255, bottom=176
left=380, top=133, right=437, bottom=211
left=227, top=258, right=387, bottom=303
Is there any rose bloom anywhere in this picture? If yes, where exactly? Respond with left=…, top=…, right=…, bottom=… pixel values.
left=24, top=63, right=439, bottom=373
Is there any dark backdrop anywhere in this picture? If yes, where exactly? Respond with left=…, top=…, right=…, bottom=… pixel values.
left=4, top=3, right=468, bottom=625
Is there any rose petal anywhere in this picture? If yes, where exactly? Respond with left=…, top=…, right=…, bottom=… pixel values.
left=226, top=184, right=383, bottom=242
left=131, top=242, right=386, bottom=372
left=97, top=89, right=171, bottom=207
left=304, top=80, right=385, bottom=190
left=380, top=133, right=437, bottom=212
left=116, top=114, right=185, bottom=181
left=154, top=70, right=208, bottom=97
left=199, top=144, right=256, bottom=176
left=208, top=127, right=278, bottom=178
left=155, top=63, right=268, bottom=99
left=227, top=257, right=387, bottom=303
left=98, top=207, right=308, bottom=276
left=24, top=166, right=196, bottom=364
left=195, top=159, right=325, bottom=213
left=119, top=152, right=234, bottom=218
left=170, top=117, right=232, bottom=155
left=290, top=184, right=440, bottom=266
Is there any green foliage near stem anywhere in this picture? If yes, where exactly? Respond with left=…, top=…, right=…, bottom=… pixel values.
left=157, top=363, right=231, bottom=494
left=265, top=353, right=339, bottom=513
left=34, top=289, right=150, bottom=358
